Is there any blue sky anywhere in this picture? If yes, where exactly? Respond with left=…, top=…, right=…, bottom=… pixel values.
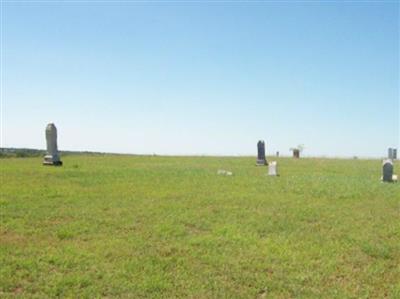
left=1, top=1, right=399, bottom=157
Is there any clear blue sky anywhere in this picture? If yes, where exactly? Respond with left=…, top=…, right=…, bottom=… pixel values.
left=1, top=1, right=399, bottom=157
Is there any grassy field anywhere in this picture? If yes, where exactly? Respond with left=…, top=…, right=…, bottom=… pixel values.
left=1, top=155, right=399, bottom=298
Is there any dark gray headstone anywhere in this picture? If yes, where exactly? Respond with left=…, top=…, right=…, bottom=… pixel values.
left=256, top=140, right=267, bottom=165
left=382, top=159, right=393, bottom=182
left=388, top=148, right=394, bottom=159
left=388, top=148, right=398, bottom=160
left=293, top=149, right=300, bottom=159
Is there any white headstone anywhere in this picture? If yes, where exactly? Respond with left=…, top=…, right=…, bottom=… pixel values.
left=268, top=161, right=278, bottom=176
left=43, top=123, right=62, bottom=166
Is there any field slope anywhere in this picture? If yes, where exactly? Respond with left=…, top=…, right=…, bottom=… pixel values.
left=1, top=156, right=399, bottom=298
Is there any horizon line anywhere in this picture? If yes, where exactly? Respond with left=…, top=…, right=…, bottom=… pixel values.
left=1, top=146, right=396, bottom=160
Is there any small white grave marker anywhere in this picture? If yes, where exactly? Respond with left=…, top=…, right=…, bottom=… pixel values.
left=268, top=161, right=278, bottom=176
left=217, top=169, right=233, bottom=176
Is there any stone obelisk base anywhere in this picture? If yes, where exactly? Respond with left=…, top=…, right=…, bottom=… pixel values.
left=43, top=155, right=63, bottom=166
left=256, top=159, right=267, bottom=166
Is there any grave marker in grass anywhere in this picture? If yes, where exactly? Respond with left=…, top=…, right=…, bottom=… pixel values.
left=43, top=123, right=62, bottom=166
left=256, top=140, right=267, bottom=166
left=382, top=159, right=393, bottom=182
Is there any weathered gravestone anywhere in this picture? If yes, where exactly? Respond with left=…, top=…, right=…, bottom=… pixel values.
left=43, top=123, right=62, bottom=166
left=382, top=159, right=393, bottom=182
left=256, top=140, right=267, bottom=165
left=268, top=161, right=278, bottom=176
left=388, top=148, right=398, bottom=160
left=293, top=149, right=300, bottom=159
left=388, top=148, right=394, bottom=160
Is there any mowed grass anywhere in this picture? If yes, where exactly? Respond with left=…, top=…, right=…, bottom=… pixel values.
left=1, top=155, right=399, bottom=298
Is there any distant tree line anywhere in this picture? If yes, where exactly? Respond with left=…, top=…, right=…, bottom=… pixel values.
left=0, top=148, right=112, bottom=158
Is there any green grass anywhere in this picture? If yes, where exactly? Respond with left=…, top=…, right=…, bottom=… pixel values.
left=1, top=155, right=399, bottom=298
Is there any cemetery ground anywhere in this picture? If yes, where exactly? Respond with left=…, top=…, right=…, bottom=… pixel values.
left=1, top=155, right=399, bottom=298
